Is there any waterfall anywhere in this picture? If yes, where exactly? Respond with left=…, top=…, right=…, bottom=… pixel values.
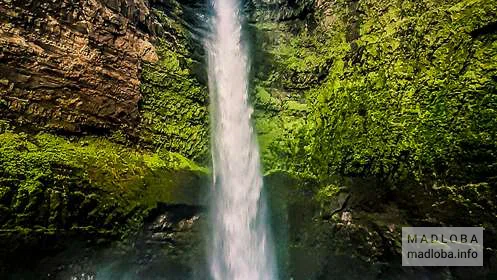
left=205, top=0, right=278, bottom=279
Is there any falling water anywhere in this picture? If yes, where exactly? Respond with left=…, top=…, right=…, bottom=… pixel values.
left=205, top=0, right=277, bottom=279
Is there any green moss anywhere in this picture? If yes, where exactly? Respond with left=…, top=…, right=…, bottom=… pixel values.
left=315, top=184, right=341, bottom=204
left=251, top=1, right=497, bottom=273
left=254, top=21, right=338, bottom=91
left=254, top=0, right=497, bottom=186
left=139, top=9, right=209, bottom=163
left=0, top=131, right=208, bottom=253
left=254, top=86, right=282, bottom=111
left=251, top=19, right=343, bottom=177
left=285, top=101, right=308, bottom=112
left=252, top=85, right=309, bottom=174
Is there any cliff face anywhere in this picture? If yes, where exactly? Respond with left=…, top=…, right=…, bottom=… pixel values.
left=0, top=0, right=158, bottom=132
left=1, top=0, right=496, bottom=279
left=251, top=0, right=497, bottom=278
left=0, top=0, right=210, bottom=276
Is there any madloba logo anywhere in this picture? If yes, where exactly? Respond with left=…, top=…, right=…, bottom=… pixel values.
left=406, top=233, right=480, bottom=244
left=402, top=227, right=483, bottom=267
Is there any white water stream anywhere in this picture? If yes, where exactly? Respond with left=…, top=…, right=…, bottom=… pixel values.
left=205, top=0, right=278, bottom=278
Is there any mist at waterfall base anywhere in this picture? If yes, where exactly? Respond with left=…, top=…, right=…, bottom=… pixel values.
left=204, top=0, right=278, bottom=278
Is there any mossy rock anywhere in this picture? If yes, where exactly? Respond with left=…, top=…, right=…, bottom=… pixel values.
left=0, top=131, right=209, bottom=266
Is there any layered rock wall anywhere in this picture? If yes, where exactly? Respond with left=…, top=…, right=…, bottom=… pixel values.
left=0, top=0, right=159, bottom=132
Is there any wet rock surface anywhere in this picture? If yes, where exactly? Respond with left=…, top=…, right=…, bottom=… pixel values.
left=1, top=203, right=206, bottom=280
left=144, top=203, right=203, bottom=246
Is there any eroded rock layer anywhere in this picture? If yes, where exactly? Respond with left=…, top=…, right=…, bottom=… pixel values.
left=0, top=0, right=159, bottom=132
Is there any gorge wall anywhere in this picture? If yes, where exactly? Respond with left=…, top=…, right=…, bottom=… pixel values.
left=1, top=0, right=497, bottom=279
left=0, top=0, right=210, bottom=276
left=0, top=0, right=209, bottom=160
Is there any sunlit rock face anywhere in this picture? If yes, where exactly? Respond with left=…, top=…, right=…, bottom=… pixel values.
left=0, top=0, right=159, bottom=132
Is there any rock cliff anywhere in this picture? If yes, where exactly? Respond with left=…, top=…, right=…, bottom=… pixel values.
left=0, top=0, right=159, bottom=132
left=1, top=0, right=497, bottom=279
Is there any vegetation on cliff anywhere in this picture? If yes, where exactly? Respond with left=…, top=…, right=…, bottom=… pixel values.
left=0, top=2, right=211, bottom=275
left=252, top=0, right=497, bottom=277
left=0, top=0, right=497, bottom=278
left=139, top=8, right=209, bottom=162
left=257, top=0, right=497, bottom=179
left=0, top=123, right=206, bottom=260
